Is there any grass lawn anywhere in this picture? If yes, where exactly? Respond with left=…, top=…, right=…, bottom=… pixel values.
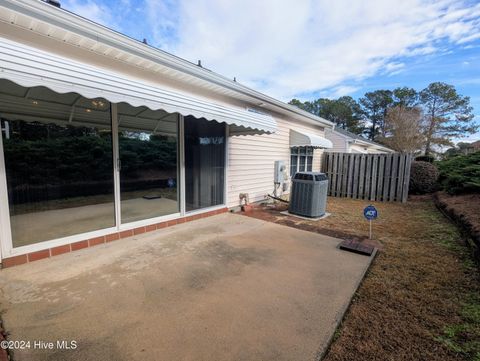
left=244, top=196, right=480, bottom=361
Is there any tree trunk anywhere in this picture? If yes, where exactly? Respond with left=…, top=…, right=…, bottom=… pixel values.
left=425, top=139, right=431, bottom=156
left=424, top=100, right=436, bottom=156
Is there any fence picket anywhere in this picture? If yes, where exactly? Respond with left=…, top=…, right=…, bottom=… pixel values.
left=382, top=154, right=392, bottom=201
left=330, top=153, right=336, bottom=196
left=352, top=154, right=359, bottom=198
left=346, top=154, right=354, bottom=197
left=402, top=154, right=412, bottom=202
left=370, top=155, right=378, bottom=201
left=326, top=152, right=333, bottom=194
left=358, top=155, right=366, bottom=198
left=389, top=154, right=399, bottom=201
left=341, top=154, right=349, bottom=197
left=336, top=153, right=344, bottom=197
left=396, top=154, right=405, bottom=202
left=377, top=155, right=385, bottom=201
left=365, top=155, right=372, bottom=200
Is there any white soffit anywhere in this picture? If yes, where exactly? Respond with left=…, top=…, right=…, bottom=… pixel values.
left=0, top=38, right=277, bottom=134
left=290, top=129, right=333, bottom=149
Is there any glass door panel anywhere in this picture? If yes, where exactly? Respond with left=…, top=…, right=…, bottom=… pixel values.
left=184, top=116, right=225, bottom=211
left=0, top=79, right=115, bottom=247
left=117, top=103, right=179, bottom=224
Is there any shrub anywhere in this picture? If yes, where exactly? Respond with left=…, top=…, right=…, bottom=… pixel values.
left=437, top=151, right=480, bottom=195
left=415, top=155, right=435, bottom=163
left=409, top=161, right=440, bottom=194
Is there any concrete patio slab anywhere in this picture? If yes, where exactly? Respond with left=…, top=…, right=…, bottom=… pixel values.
left=0, top=213, right=374, bottom=361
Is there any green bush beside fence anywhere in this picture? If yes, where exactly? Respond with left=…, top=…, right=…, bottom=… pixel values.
left=437, top=151, right=480, bottom=195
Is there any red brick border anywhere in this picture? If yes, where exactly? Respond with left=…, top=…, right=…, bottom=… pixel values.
left=1, top=207, right=228, bottom=268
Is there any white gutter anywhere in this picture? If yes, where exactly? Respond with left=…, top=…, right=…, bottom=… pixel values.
left=0, top=0, right=334, bottom=129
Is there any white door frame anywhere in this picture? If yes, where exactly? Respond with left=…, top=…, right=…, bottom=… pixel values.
left=179, top=114, right=186, bottom=216
left=0, top=122, right=12, bottom=260
left=111, top=103, right=122, bottom=228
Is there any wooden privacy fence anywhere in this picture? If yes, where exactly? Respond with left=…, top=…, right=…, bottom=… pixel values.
left=321, top=153, right=413, bottom=202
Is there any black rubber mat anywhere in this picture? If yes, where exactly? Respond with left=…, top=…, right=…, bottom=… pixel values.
left=339, top=240, right=375, bottom=256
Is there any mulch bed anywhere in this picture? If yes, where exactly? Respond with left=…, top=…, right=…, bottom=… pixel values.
left=434, top=192, right=480, bottom=259
left=242, top=196, right=480, bottom=361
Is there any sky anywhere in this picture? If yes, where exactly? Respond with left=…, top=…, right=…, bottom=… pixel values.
left=61, top=0, right=480, bottom=144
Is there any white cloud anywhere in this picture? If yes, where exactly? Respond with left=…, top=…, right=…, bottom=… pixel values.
left=384, top=62, right=406, bottom=76
left=62, top=0, right=117, bottom=27
left=61, top=0, right=480, bottom=101
left=140, top=0, right=480, bottom=100
left=453, top=130, right=480, bottom=144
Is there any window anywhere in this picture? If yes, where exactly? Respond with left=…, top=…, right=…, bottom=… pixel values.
left=290, top=146, right=314, bottom=175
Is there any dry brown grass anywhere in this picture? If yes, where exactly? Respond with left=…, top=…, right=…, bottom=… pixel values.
left=244, top=196, right=480, bottom=361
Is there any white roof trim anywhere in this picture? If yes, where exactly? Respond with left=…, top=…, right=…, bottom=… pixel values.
left=0, top=37, right=277, bottom=134
left=290, top=129, right=333, bottom=149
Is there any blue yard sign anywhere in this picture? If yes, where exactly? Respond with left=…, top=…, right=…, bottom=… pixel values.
left=363, top=205, right=378, bottom=220
left=363, top=205, right=378, bottom=239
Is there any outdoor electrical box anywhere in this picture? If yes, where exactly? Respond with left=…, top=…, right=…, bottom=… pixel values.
left=274, top=160, right=287, bottom=184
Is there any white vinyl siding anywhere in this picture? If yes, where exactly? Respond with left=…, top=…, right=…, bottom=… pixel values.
left=227, top=116, right=326, bottom=208
left=324, top=129, right=349, bottom=153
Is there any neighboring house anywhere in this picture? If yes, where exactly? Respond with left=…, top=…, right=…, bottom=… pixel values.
left=465, top=140, right=480, bottom=154
left=0, top=0, right=333, bottom=266
left=325, top=128, right=395, bottom=154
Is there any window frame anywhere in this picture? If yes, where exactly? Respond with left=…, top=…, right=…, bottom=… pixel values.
left=290, top=146, right=314, bottom=175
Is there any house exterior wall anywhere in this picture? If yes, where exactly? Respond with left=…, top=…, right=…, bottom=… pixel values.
left=324, top=129, right=348, bottom=153
left=350, top=144, right=369, bottom=154
left=351, top=144, right=393, bottom=154
left=325, top=129, right=394, bottom=155
left=227, top=116, right=326, bottom=208
left=366, top=147, right=388, bottom=154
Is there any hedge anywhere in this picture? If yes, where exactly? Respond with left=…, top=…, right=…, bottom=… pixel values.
left=409, top=161, right=440, bottom=194
left=436, top=151, right=480, bottom=195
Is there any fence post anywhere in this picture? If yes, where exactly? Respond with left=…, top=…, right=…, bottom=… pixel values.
left=402, top=154, right=413, bottom=203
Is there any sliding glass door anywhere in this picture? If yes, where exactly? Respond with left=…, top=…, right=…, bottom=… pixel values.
left=0, top=79, right=115, bottom=248
left=117, top=103, right=179, bottom=224
left=0, top=79, right=227, bottom=251
left=184, top=116, right=226, bottom=211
